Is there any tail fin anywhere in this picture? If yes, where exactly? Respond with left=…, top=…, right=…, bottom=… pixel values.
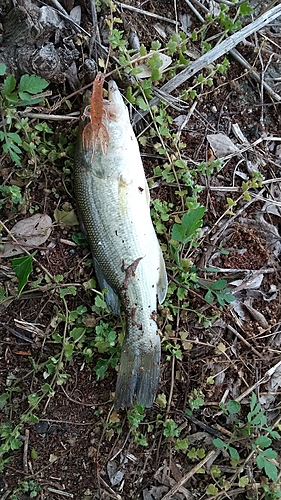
left=114, top=336, right=161, bottom=410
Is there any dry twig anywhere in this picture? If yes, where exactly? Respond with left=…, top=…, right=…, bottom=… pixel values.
left=23, top=428, right=29, bottom=474
left=161, top=450, right=217, bottom=500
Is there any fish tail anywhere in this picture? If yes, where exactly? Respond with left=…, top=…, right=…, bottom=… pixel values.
left=114, top=335, right=161, bottom=410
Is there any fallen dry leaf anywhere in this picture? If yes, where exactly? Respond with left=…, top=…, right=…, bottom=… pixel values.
left=0, top=213, right=52, bottom=258
left=207, top=133, right=240, bottom=158
left=54, top=207, right=79, bottom=226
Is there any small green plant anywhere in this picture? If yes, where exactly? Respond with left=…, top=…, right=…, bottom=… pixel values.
left=263, top=483, right=281, bottom=500
left=92, top=321, right=120, bottom=380
left=0, top=184, right=24, bottom=209
left=127, top=404, right=148, bottom=446
left=203, top=278, right=235, bottom=307
left=0, top=400, right=40, bottom=472
left=53, top=295, right=120, bottom=380
left=242, top=171, right=263, bottom=201
left=0, top=64, right=49, bottom=166
left=0, top=289, right=121, bottom=471
left=164, top=339, right=183, bottom=361
left=151, top=199, right=173, bottom=235
left=163, top=419, right=181, bottom=438
left=187, top=389, right=205, bottom=412
left=170, top=205, right=206, bottom=265
left=10, top=479, right=41, bottom=499
left=213, top=393, right=280, bottom=482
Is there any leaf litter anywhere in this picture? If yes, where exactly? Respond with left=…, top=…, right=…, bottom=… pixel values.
left=0, top=213, right=52, bottom=257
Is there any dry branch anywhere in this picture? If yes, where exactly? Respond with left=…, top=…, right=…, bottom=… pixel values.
left=115, top=1, right=178, bottom=24
left=161, top=450, right=217, bottom=500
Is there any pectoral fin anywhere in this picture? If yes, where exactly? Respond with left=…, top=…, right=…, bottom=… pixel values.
left=93, top=258, right=120, bottom=314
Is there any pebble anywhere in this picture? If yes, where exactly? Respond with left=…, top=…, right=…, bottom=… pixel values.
left=34, top=420, right=49, bottom=435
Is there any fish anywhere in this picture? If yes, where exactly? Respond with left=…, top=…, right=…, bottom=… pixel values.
left=74, top=73, right=167, bottom=409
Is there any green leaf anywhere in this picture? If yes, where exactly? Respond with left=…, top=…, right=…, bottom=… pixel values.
left=250, top=392, right=258, bottom=411
left=227, top=400, right=241, bottom=416
left=10, top=436, right=22, bottom=450
left=18, top=91, right=33, bottom=100
left=256, top=454, right=265, bottom=470
left=264, top=460, right=278, bottom=481
left=2, top=74, right=16, bottom=96
left=54, top=208, right=78, bottom=226
left=221, top=291, right=235, bottom=304
left=255, top=436, right=272, bottom=448
left=174, top=159, right=187, bottom=168
left=70, top=327, right=85, bottom=341
left=11, top=252, right=36, bottom=296
left=151, top=40, right=161, bottom=50
left=139, top=44, right=147, bottom=56
left=126, top=86, right=136, bottom=105
left=263, top=448, right=277, bottom=459
left=268, top=430, right=280, bottom=440
left=0, top=393, right=9, bottom=409
left=148, top=52, right=163, bottom=70
left=136, top=96, right=149, bottom=111
left=171, top=206, right=206, bottom=244
left=7, top=132, right=22, bottom=144
left=181, top=206, right=206, bottom=235
left=229, top=446, right=240, bottom=461
left=213, top=438, right=225, bottom=449
left=174, top=438, right=189, bottom=451
left=167, top=39, right=178, bottom=54
left=29, top=413, right=39, bottom=423
left=171, top=223, right=185, bottom=243
left=205, top=289, right=214, bottom=304
left=4, top=141, right=22, bottom=154
left=239, top=2, right=253, bottom=15
left=238, top=476, right=249, bottom=487
left=19, top=74, right=49, bottom=94
left=16, top=96, right=48, bottom=107
left=64, top=343, right=74, bottom=360
left=94, top=358, right=110, bottom=380
left=211, top=279, right=227, bottom=291
left=8, top=149, right=22, bottom=166
left=256, top=450, right=278, bottom=481
left=28, top=393, right=40, bottom=407
left=251, top=413, right=267, bottom=427
left=59, top=286, right=77, bottom=298
left=41, top=383, right=53, bottom=393
left=0, top=63, right=7, bottom=76
left=206, top=484, right=218, bottom=495
left=31, top=449, right=38, bottom=460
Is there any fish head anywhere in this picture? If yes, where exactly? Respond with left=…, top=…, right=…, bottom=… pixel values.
left=106, top=81, right=129, bottom=124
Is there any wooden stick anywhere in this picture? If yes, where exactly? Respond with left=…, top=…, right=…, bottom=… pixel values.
left=115, top=1, right=178, bottom=25
left=161, top=450, right=217, bottom=500
left=23, top=429, right=29, bottom=474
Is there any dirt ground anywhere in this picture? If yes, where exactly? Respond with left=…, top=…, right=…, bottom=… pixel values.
left=0, top=0, right=281, bottom=499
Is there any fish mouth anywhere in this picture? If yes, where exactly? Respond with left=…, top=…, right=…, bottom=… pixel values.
left=107, top=80, right=118, bottom=99
left=105, top=80, right=127, bottom=122
left=108, top=80, right=125, bottom=107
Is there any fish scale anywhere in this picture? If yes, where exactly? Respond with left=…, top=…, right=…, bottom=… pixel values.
left=74, top=80, right=167, bottom=409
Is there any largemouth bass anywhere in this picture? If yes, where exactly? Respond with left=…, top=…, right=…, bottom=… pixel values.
left=74, top=74, right=167, bottom=409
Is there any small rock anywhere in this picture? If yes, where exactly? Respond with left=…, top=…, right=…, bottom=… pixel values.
left=34, top=420, right=49, bottom=435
